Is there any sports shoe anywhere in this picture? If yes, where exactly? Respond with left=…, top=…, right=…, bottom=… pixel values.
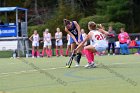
left=113, top=53, right=115, bottom=56
left=84, top=63, right=91, bottom=68
left=75, top=63, right=80, bottom=67
left=108, top=53, right=110, bottom=56
left=32, top=56, right=35, bottom=58
left=85, top=62, right=95, bottom=68
left=90, top=63, right=96, bottom=68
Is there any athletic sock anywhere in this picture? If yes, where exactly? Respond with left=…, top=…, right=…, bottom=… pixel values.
left=36, top=51, right=40, bottom=57
left=66, top=49, right=69, bottom=56
left=42, top=49, right=44, bottom=56
left=32, top=49, right=35, bottom=57
left=82, top=49, right=85, bottom=55
left=46, top=49, right=48, bottom=56
left=76, top=53, right=82, bottom=64
left=89, top=51, right=94, bottom=64
left=48, top=49, right=51, bottom=57
left=85, top=49, right=94, bottom=64
left=55, top=49, right=59, bottom=56
left=60, top=49, right=63, bottom=56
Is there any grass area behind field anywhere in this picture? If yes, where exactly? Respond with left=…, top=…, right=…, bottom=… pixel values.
left=0, top=47, right=139, bottom=58
left=0, top=55, right=140, bottom=93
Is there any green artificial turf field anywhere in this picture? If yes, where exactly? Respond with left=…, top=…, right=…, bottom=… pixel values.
left=0, top=55, right=139, bottom=93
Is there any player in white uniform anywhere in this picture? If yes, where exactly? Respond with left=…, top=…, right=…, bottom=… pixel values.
left=55, top=28, right=63, bottom=56
left=42, top=29, right=52, bottom=57
left=29, top=30, right=40, bottom=58
left=81, top=29, right=87, bottom=45
left=81, top=29, right=87, bottom=55
left=75, top=21, right=109, bottom=68
left=65, top=34, right=71, bottom=56
left=95, top=25, right=107, bottom=56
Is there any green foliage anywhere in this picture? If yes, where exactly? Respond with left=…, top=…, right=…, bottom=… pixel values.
left=96, top=0, right=134, bottom=32
left=113, top=22, right=125, bottom=33
left=0, top=16, right=6, bottom=23
left=0, top=51, right=13, bottom=58
left=0, top=0, right=140, bottom=34
left=28, top=25, right=47, bottom=37
left=40, top=0, right=83, bottom=36
left=102, top=22, right=126, bottom=33
left=79, top=15, right=109, bottom=33
left=79, top=15, right=125, bottom=34
left=97, top=0, right=132, bottom=22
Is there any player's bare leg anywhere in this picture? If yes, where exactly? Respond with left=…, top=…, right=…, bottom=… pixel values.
left=48, top=45, right=52, bottom=57
left=55, top=46, right=59, bottom=57
left=66, top=45, right=70, bottom=56
left=36, top=46, right=40, bottom=58
left=41, top=47, right=46, bottom=57
left=60, top=45, right=64, bottom=56
left=32, top=46, right=35, bottom=58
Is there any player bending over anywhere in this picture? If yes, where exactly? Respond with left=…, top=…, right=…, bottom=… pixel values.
left=64, top=19, right=83, bottom=67
left=75, top=21, right=109, bottom=68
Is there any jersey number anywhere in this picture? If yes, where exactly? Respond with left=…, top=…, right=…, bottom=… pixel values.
left=71, top=29, right=77, bottom=35
left=95, top=34, right=104, bottom=40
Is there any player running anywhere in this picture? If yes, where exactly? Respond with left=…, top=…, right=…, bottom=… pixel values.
left=42, top=29, right=52, bottom=57
left=64, top=19, right=83, bottom=67
left=29, top=30, right=40, bottom=58
left=74, top=21, right=109, bottom=68
left=55, top=28, right=64, bottom=57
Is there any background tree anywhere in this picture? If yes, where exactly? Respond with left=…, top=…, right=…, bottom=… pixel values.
left=96, top=0, right=133, bottom=32
left=0, top=0, right=140, bottom=35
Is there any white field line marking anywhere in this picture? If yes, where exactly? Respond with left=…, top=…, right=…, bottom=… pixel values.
left=10, top=62, right=17, bottom=64
left=1, top=73, right=9, bottom=75
left=113, top=63, right=126, bottom=64
left=0, top=66, right=66, bottom=78
left=112, top=62, right=140, bottom=65
left=0, top=62, right=139, bottom=78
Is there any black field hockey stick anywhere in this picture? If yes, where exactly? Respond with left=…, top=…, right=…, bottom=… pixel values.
left=66, top=52, right=76, bottom=68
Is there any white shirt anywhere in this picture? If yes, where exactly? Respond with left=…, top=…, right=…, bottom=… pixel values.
left=44, top=33, right=51, bottom=41
left=33, top=34, right=39, bottom=42
left=82, top=33, right=87, bottom=40
left=90, top=30, right=106, bottom=43
left=55, top=32, right=62, bottom=41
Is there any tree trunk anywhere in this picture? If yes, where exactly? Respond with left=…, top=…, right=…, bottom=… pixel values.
left=34, top=0, right=39, bottom=17
left=71, top=0, right=75, bottom=12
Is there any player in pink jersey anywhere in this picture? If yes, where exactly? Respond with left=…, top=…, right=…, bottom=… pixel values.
left=118, top=28, right=130, bottom=55
left=29, top=30, right=40, bottom=58
left=74, top=22, right=109, bottom=68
